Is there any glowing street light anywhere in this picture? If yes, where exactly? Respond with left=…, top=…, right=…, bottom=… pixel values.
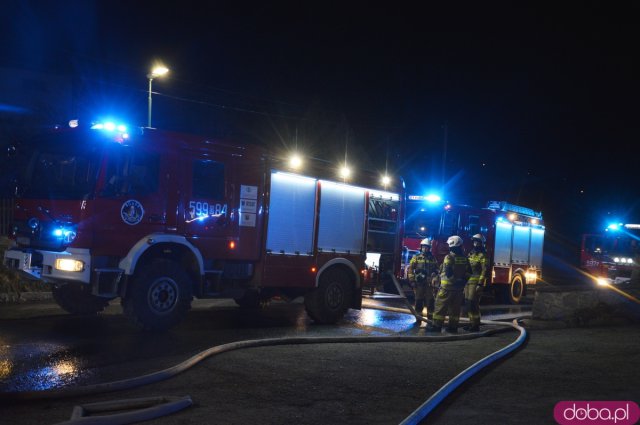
left=147, top=65, right=169, bottom=128
left=381, top=175, right=391, bottom=187
left=339, top=165, right=351, bottom=181
left=289, top=153, right=303, bottom=170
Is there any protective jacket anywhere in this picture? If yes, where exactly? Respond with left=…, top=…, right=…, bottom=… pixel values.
left=467, top=250, right=488, bottom=286
left=440, top=251, right=472, bottom=289
left=408, top=252, right=439, bottom=283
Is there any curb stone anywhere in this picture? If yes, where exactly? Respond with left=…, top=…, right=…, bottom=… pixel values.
left=0, top=291, right=53, bottom=304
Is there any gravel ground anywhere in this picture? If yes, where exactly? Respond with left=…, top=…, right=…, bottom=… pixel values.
left=3, top=322, right=639, bottom=425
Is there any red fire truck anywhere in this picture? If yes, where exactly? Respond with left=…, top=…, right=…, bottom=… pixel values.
left=3, top=121, right=404, bottom=330
left=580, top=223, right=639, bottom=285
left=402, top=199, right=545, bottom=303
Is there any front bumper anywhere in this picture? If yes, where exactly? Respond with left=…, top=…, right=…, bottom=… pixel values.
left=4, top=247, right=92, bottom=284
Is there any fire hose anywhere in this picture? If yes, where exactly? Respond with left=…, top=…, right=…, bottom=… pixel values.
left=1, top=273, right=528, bottom=425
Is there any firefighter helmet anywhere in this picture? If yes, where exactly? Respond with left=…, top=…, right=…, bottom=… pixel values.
left=420, top=238, right=432, bottom=247
left=472, top=234, right=486, bottom=244
left=446, top=235, right=463, bottom=248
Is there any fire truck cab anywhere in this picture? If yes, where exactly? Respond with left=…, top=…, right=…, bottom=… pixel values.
left=3, top=121, right=404, bottom=330
left=403, top=199, right=545, bottom=303
left=580, top=223, right=640, bottom=285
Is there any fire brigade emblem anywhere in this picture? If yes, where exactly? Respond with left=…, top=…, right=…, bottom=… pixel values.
left=121, top=200, right=144, bottom=225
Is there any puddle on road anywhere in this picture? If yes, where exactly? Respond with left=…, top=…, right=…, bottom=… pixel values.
left=351, top=308, right=416, bottom=334
left=0, top=342, right=95, bottom=392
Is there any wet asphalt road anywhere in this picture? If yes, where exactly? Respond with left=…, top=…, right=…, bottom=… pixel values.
left=0, top=294, right=531, bottom=396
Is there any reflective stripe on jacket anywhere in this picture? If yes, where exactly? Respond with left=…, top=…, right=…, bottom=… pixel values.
left=408, top=253, right=439, bottom=282
left=440, top=252, right=472, bottom=288
left=468, top=250, right=488, bottom=285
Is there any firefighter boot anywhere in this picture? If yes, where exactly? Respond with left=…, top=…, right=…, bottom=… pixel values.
left=426, top=299, right=435, bottom=320
left=446, top=318, right=459, bottom=334
left=425, top=319, right=442, bottom=333
left=415, top=301, right=424, bottom=315
left=464, top=313, right=481, bottom=332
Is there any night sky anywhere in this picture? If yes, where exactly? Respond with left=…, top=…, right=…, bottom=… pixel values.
left=2, top=1, right=639, bottom=243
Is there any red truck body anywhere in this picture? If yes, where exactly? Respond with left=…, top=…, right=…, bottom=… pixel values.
left=402, top=200, right=545, bottom=303
left=3, top=122, right=404, bottom=329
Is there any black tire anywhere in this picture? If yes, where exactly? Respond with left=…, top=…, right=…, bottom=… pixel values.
left=304, top=267, right=353, bottom=324
left=122, top=259, right=193, bottom=331
left=52, top=284, right=110, bottom=315
left=234, top=288, right=267, bottom=309
left=509, top=273, right=525, bottom=304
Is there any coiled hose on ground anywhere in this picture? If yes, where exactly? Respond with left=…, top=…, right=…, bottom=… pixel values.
left=2, top=274, right=528, bottom=425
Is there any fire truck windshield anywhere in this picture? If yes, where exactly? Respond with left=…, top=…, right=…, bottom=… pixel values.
left=20, top=132, right=103, bottom=200
left=405, top=207, right=441, bottom=238
left=585, top=231, right=640, bottom=257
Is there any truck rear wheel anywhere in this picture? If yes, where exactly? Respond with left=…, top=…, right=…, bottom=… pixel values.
left=123, top=259, right=193, bottom=331
left=52, top=284, right=110, bottom=315
left=304, top=267, right=352, bottom=324
left=509, top=273, right=525, bottom=304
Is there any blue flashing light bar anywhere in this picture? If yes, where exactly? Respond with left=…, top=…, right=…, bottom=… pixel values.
left=89, top=120, right=130, bottom=143
left=91, top=122, right=128, bottom=133
left=487, top=200, right=542, bottom=219
left=408, top=194, right=442, bottom=203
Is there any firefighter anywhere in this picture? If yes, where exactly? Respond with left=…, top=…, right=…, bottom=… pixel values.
left=407, top=238, right=439, bottom=319
left=464, top=234, right=488, bottom=332
left=427, top=235, right=472, bottom=333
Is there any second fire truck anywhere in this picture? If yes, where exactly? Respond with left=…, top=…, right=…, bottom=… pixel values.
left=403, top=198, right=545, bottom=303
left=580, top=223, right=639, bottom=285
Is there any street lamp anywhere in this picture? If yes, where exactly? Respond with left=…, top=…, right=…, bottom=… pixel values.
left=147, top=65, right=169, bottom=128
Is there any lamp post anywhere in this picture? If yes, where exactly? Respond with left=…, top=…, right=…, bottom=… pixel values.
left=147, top=65, right=169, bottom=128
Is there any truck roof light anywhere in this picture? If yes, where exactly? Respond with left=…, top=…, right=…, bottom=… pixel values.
left=339, top=165, right=351, bottom=179
left=289, top=154, right=303, bottom=170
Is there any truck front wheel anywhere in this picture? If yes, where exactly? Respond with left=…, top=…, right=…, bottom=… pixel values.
left=52, top=283, right=110, bottom=315
left=304, top=267, right=352, bottom=324
left=123, top=259, right=193, bottom=331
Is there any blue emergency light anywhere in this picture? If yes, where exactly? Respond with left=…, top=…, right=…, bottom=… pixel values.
left=606, top=223, right=622, bottom=232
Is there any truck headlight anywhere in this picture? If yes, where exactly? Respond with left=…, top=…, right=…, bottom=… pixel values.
left=55, top=259, right=85, bottom=272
